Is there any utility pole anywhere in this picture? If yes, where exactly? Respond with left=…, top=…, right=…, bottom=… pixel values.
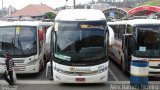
left=73, top=0, right=75, bottom=9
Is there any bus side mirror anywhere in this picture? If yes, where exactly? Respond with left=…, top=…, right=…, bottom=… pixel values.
left=49, top=27, right=54, bottom=80
left=108, top=26, right=114, bottom=46
left=50, top=28, right=56, bottom=63
left=51, top=27, right=55, bottom=55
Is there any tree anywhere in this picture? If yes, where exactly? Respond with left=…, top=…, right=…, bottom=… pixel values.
left=43, top=12, right=56, bottom=20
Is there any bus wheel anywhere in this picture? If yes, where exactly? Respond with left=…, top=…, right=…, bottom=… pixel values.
left=43, top=55, right=47, bottom=63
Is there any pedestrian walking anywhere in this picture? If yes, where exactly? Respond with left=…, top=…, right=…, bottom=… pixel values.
left=4, top=52, right=15, bottom=86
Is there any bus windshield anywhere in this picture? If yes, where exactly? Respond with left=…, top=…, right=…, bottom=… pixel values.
left=54, top=21, right=106, bottom=62
left=133, top=26, right=160, bottom=57
left=0, top=26, right=37, bottom=57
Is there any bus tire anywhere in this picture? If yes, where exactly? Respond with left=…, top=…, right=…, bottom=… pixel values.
left=44, top=55, right=47, bottom=63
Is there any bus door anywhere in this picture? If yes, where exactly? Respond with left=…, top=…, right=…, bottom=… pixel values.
left=122, top=35, right=129, bottom=73
left=122, top=34, right=132, bottom=73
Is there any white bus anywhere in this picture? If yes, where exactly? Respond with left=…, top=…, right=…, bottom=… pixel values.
left=46, top=9, right=114, bottom=83
left=108, top=19, right=160, bottom=76
left=0, top=21, right=53, bottom=74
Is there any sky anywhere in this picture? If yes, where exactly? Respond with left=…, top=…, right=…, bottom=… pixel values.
left=0, top=0, right=98, bottom=10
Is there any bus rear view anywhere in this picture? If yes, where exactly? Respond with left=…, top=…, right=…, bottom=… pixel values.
left=48, top=9, right=111, bottom=83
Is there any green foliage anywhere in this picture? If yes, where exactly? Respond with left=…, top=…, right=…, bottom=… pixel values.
left=43, top=12, right=56, bottom=20
left=143, top=0, right=160, bottom=6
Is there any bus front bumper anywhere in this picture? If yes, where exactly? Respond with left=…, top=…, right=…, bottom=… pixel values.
left=53, top=70, right=108, bottom=83
left=149, top=67, right=160, bottom=77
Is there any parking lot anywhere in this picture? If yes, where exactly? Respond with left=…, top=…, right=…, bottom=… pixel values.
left=1, top=60, right=160, bottom=90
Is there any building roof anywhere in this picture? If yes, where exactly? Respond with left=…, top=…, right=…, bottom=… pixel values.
left=11, top=4, right=55, bottom=17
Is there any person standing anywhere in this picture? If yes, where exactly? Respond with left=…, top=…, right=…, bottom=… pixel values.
left=4, top=52, right=14, bottom=86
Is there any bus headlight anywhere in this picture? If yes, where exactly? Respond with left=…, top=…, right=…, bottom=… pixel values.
left=27, top=59, right=39, bottom=66
left=54, top=67, right=66, bottom=73
left=97, top=67, right=108, bottom=73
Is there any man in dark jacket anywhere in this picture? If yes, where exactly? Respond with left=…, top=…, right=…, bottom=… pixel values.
left=4, top=52, right=14, bottom=86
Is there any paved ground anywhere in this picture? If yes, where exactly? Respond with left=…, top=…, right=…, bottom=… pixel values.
left=0, top=80, right=160, bottom=90
left=0, top=60, right=160, bottom=90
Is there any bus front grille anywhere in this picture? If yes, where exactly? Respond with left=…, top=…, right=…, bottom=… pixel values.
left=13, top=60, right=26, bottom=71
left=13, top=60, right=24, bottom=63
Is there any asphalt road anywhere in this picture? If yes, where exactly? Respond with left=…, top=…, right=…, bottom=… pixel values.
left=1, top=60, right=160, bottom=90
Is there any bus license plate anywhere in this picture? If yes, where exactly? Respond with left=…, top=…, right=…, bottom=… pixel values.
left=75, top=78, right=85, bottom=82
